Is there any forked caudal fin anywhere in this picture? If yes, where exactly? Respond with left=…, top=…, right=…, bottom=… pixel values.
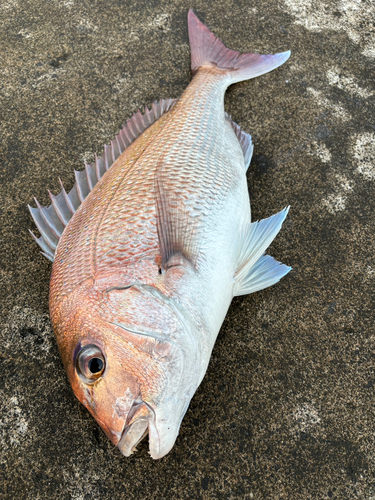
left=29, top=12, right=289, bottom=263
left=188, top=10, right=290, bottom=83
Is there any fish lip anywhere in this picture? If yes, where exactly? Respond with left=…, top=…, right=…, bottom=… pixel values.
left=117, top=401, right=155, bottom=457
left=117, top=419, right=149, bottom=457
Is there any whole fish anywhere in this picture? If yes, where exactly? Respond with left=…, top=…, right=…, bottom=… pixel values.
left=29, top=11, right=291, bottom=459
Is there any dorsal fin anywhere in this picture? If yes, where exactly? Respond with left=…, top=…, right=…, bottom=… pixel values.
left=225, top=114, right=253, bottom=171
left=29, top=98, right=177, bottom=262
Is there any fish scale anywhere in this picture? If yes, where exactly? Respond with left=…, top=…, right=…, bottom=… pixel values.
left=60, top=72, right=231, bottom=292
left=30, top=11, right=291, bottom=459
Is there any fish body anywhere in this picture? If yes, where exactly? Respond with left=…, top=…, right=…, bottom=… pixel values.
left=30, top=11, right=291, bottom=458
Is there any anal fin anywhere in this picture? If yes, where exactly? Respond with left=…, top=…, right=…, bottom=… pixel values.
left=234, top=208, right=291, bottom=296
left=225, top=114, right=253, bottom=171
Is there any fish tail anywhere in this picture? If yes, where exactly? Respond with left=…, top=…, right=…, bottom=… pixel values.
left=188, top=10, right=290, bottom=84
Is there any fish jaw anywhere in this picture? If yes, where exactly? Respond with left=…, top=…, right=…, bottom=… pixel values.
left=51, top=276, right=203, bottom=458
left=147, top=392, right=193, bottom=459
left=116, top=391, right=192, bottom=459
left=106, top=282, right=203, bottom=459
left=117, top=401, right=151, bottom=456
left=70, top=355, right=144, bottom=446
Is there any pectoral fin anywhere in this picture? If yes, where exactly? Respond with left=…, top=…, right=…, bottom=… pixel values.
left=234, top=208, right=291, bottom=296
left=29, top=99, right=176, bottom=262
left=155, top=174, right=200, bottom=269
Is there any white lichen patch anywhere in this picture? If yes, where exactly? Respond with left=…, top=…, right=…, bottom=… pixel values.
left=323, top=193, right=347, bottom=213
left=148, top=14, right=171, bottom=32
left=365, top=266, right=375, bottom=279
left=308, top=141, right=332, bottom=163
left=76, top=19, right=98, bottom=32
left=327, top=67, right=373, bottom=98
left=353, top=132, right=375, bottom=180
left=0, top=395, right=28, bottom=449
left=52, top=0, right=73, bottom=6
left=307, top=87, right=350, bottom=122
left=283, top=0, right=375, bottom=59
left=362, top=45, right=375, bottom=59
left=0, top=0, right=18, bottom=10
left=112, top=73, right=131, bottom=94
left=31, top=67, right=67, bottom=89
left=18, top=29, right=33, bottom=39
left=126, top=12, right=171, bottom=42
left=62, top=465, right=104, bottom=500
left=291, top=403, right=321, bottom=432
left=338, top=175, right=355, bottom=193
left=322, top=175, right=354, bottom=214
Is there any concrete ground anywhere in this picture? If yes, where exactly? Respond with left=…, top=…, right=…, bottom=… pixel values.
left=1, top=0, right=374, bottom=498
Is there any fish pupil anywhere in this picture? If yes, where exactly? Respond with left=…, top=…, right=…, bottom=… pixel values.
left=89, top=358, right=103, bottom=374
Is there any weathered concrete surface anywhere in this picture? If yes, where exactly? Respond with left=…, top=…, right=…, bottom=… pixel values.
left=1, top=0, right=374, bottom=498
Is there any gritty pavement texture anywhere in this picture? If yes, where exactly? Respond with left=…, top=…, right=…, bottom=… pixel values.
left=1, top=0, right=374, bottom=499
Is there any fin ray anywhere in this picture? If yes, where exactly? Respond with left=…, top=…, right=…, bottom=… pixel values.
left=34, top=198, right=64, bottom=238
left=48, top=190, right=72, bottom=226
left=235, top=254, right=291, bottom=296
left=29, top=98, right=177, bottom=261
left=234, top=208, right=290, bottom=296
left=28, top=206, right=58, bottom=250
left=188, top=10, right=290, bottom=84
left=155, top=173, right=199, bottom=269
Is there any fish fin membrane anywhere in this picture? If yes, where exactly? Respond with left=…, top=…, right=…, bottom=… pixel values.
left=29, top=98, right=177, bottom=262
left=188, top=10, right=290, bottom=84
left=234, top=208, right=291, bottom=296
left=155, top=172, right=200, bottom=269
left=234, top=254, right=291, bottom=296
left=225, top=114, right=253, bottom=171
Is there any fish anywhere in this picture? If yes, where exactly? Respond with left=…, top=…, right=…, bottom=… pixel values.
left=29, top=10, right=291, bottom=459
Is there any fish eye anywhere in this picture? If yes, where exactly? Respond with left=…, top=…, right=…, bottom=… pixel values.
left=76, top=345, right=106, bottom=382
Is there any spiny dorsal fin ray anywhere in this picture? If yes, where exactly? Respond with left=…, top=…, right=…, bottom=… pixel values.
left=225, top=114, right=253, bottom=171
left=48, top=190, right=72, bottom=226
left=29, top=98, right=177, bottom=262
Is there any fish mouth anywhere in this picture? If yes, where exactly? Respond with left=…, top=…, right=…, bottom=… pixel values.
left=118, top=419, right=149, bottom=457
left=116, top=398, right=188, bottom=459
left=117, top=401, right=155, bottom=457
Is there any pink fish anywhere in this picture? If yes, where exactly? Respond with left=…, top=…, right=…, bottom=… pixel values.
left=29, top=11, right=291, bottom=459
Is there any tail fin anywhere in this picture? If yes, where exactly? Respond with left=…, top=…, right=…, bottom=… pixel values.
left=188, top=10, right=290, bottom=83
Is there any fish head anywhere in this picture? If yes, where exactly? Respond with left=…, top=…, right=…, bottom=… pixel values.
left=52, top=278, right=201, bottom=459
